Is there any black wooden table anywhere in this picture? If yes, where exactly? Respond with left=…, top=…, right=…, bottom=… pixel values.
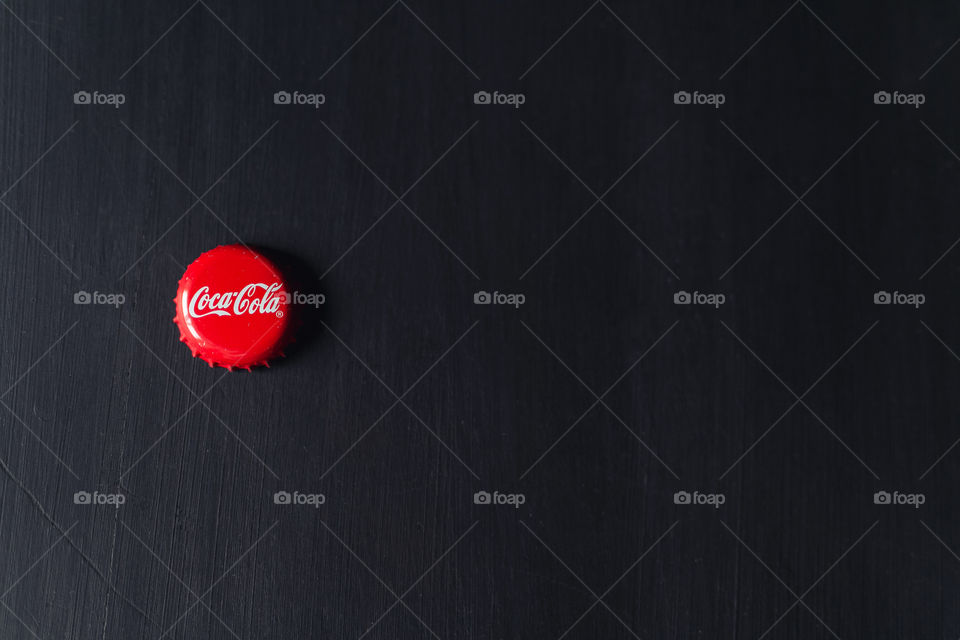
left=2, top=1, right=960, bottom=638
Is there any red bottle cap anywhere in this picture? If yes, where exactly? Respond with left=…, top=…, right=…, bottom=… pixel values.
left=174, top=245, right=292, bottom=370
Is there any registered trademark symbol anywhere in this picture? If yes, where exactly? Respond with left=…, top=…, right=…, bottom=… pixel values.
left=275, top=310, right=284, bottom=318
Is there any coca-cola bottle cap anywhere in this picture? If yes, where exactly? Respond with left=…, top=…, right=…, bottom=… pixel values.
left=174, top=245, right=293, bottom=370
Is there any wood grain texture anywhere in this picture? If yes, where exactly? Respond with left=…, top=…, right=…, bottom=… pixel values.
left=1, top=1, right=960, bottom=638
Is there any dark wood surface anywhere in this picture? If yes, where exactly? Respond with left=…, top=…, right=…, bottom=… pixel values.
left=2, top=1, right=960, bottom=638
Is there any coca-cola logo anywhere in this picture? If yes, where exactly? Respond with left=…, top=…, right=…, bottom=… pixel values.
left=187, top=282, right=285, bottom=319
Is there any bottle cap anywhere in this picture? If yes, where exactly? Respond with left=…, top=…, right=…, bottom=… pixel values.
left=174, top=245, right=292, bottom=370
